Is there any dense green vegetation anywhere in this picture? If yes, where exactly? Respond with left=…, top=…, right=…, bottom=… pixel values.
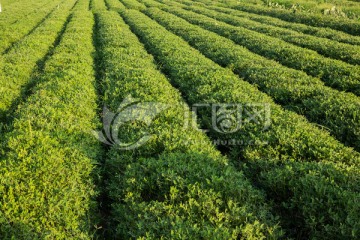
left=0, top=0, right=57, bottom=26
left=0, top=1, right=102, bottom=238
left=196, top=0, right=360, bottom=34
left=95, top=7, right=282, bottom=239
left=196, top=0, right=360, bottom=19
left=181, top=3, right=360, bottom=65
left=119, top=6, right=360, bottom=239
left=208, top=4, right=360, bottom=45
left=142, top=1, right=360, bottom=151
left=0, top=0, right=77, bottom=121
left=233, top=2, right=360, bottom=34
left=154, top=0, right=360, bottom=96
left=0, top=0, right=359, bottom=239
left=0, top=0, right=64, bottom=53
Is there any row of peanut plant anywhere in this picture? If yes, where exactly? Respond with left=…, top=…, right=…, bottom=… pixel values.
left=120, top=0, right=146, bottom=10
left=176, top=0, right=360, bottom=46
left=94, top=3, right=283, bottom=239
left=0, top=0, right=77, bottom=121
left=91, top=0, right=108, bottom=12
left=196, top=0, right=360, bottom=36
left=0, top=1, right=103, bottom=238
left=179, top=2, right=360, bottom=65
left=116, top=6, right=359, bottom=239
left=0, top=0, right=64, bottom=54
left=207, top=3, right=360, bottom=46
left=140, top=1, right=360, bottom=152
left=0, top=0, right=55, bottom=27
left=155, top=0, right=360, bottom=96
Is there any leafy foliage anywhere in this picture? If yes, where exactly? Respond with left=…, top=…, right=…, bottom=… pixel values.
left=206, top=3, right=360, bottom=46
left=153, top=0, right=360, bottom=95
left=143, top=6, right=360, bottom=152
left=96, top=9, right=283, bottom=239
left=0, top=2, right=102, bottom=238
left=222, top=0, right=360, bottom=35
left=120, top=8, right=360, bottom=239
left=0, top=0, right=64, bottom=53
left=0, top=0, right=78, bottom=120
left=182, top=3, right=360, bottom=65
left=0, top=0, right=359, bottom=239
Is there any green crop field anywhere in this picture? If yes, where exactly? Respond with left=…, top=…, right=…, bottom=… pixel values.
left=0, top=0, right=359, bottom=239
